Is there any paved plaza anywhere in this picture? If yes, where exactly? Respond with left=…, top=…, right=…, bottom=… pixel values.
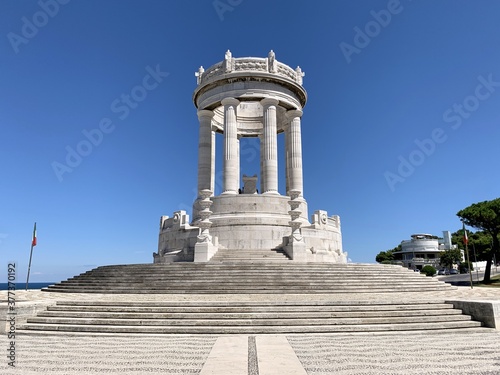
left=1, top=329, right=500, bottom=374
left=2, top=287, right=500, bottom=374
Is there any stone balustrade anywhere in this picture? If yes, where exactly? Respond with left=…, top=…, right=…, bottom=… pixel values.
left=196, top=50, right=304, bottom=86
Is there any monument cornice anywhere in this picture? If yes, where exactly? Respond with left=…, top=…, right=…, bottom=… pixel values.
left=193, top=51, right=307, bottom=109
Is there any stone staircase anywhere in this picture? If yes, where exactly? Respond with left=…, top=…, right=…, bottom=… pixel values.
left=210, top=247, right=290, bottom=262
left=18, top=262, right=487, bottom=334
left=21, top=299, right=483, bottom=334
left=41, top=263, right=453, bottom=294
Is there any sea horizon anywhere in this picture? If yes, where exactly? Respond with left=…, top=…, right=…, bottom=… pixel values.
left=0, top=282, right=56, bottom=291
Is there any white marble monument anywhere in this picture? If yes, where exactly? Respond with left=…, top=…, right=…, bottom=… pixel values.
left=153, top=51, right=347, bottom=263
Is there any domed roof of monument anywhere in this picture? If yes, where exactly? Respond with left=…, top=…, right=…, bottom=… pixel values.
left=193, top=50, right=307, bottom=109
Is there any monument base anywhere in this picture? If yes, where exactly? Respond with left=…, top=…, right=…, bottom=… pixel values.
left=154, top=195, right=347, bottom=264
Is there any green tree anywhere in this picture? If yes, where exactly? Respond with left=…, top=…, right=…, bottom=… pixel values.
left=451, top=228, right=490, bottom=260
left=375, top=251, right=393, bottom=264
left=457, top=198, right=500, bottom=284
left=375, top=244, right=401, bottom=264
left=439, top=249, right=463, bottom=270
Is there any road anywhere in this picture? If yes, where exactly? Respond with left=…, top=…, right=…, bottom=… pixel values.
left=437, top=267, right=500, bottom=285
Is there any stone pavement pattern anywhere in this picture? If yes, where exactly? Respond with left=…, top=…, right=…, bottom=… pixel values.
left=287, top=332, right=500, bottom=375
left=2, top=286, right=500, bottom=374
left=2, top=330, right=500, bottom=374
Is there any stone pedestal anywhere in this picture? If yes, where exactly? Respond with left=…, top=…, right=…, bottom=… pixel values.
left=194, top=241, right=218, bottom=263
left=284, top=240, right=307, bottom=262
left=193, top=189, right=218, bottom=262
left=284, top=189, right=308, bottom=261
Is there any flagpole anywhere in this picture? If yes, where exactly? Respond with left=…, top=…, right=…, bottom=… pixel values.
left=466, top=239, right=473, bottom=289
left=26, top=222, right=36, bottom=291
left=463, top=221, right=473, bottom=289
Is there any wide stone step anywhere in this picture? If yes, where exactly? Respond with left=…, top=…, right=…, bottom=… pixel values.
left=42, top=287, right=448, bottom=294
left=210, top=256, right=289, bottom=260
left=211, top=253, right=289, bottom=258
left=43, top=262, right=456, bottom=295
left=65, top=276, right=431, bottom=283
left=78, top=267, right=417, bottom=273
left=20, top=320, right=484, bottom=334
left=20, top=298, right=483, bottom=335
left=64, top=270, right=429, bottom=276
left=61, top=280, right=437, bottom=287
left=211, top=254, right=288, bottom=257
left=56, top=278, right=438, bottom=285
left=37, top=308, right=464, bottom=319
left=78, top=264, right=411, bottom=271
left=211, top=259, right=290, bottom=262
left=50, top=301, right=454, bottom=311
left=72, top=273, right=430, bottom=280
left=67, top=271, right=429, bottom=278
left=76, top=274, right=427, bottom=279
left=211, top=249, right=289, bottom=256
left=48, top=285, right=449, bottom=292
left=84, top=264, right=407, bottom=269
left=45, top=283, right=451, bottom=291
left=27, top=313, right=474, bottom=326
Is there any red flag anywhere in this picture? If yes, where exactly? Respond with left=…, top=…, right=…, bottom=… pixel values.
left=32, top=222, right=37, bottom=247
left=462, top=222, right=468, bottom=245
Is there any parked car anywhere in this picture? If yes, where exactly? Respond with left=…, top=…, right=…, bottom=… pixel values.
left=449, top=269, right=458, bottom=275
left=437, top=269, right=450, bottom=275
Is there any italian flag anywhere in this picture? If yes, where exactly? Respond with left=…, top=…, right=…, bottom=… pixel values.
left=32, top=222, right=37, bottom=247
left=462, top=222, right=468, bottom=245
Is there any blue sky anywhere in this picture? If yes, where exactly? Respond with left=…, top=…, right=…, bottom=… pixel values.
left=1, top=0, right=499, bottom=283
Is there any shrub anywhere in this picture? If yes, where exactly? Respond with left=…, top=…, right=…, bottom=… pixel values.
left=421, top=265, right=436, bottom=277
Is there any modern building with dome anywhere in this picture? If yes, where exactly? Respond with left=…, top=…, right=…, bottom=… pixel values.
left=394, top=231, right=461, bottom=270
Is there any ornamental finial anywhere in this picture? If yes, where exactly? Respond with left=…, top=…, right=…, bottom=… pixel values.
left=195, top=66, right=204, bottom=85
left=295, top=66, right=305, bottom=85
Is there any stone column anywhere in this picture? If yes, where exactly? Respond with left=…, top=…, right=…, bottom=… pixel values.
left=284, top=123, right=290, bottom=195
left=211, top=130, right=216, bottom=193
left=286, top=109, right=304, bottom=196
left=221, top=97, right=240, bottom=194
left=236, top=135, right=241, bottom=192
left=261, top=98, right=279, bottom=195
left=197, top=110, right=215, bottom=193
left=259, top=133, right=264, bottom=193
